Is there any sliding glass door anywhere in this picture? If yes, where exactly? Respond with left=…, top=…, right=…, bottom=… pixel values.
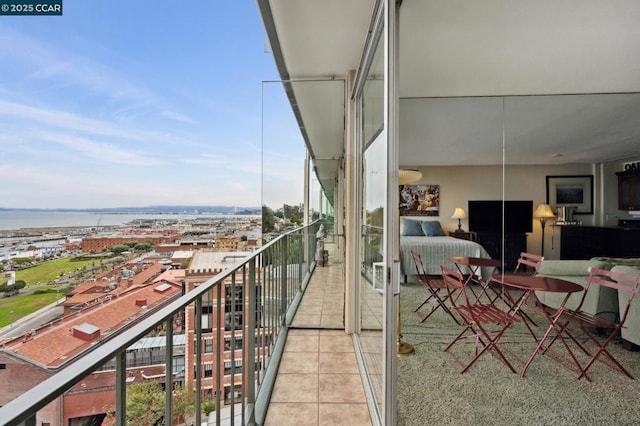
left=353, top=2, right=400, bottom=424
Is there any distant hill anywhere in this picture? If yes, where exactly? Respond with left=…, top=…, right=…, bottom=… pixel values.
left=0, top=206, right=261, bottom=215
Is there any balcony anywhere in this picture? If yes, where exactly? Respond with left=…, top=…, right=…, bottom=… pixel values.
left=0, top=222, right=371, bottom=426
left=264, top=263, right=371, bottom=425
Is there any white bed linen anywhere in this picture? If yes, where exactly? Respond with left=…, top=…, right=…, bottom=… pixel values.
left=400, top=235, right=491, bottom=278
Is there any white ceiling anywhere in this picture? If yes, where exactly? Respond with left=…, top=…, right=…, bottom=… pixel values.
left=400, top=93, right=640, bottom=166
left=259, top=0, right=640, bottom=197
left=400, top=1, right=640, bottom=97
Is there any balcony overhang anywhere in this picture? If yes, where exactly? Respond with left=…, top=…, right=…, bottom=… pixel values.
left=259, top=0, right=640, bottom=181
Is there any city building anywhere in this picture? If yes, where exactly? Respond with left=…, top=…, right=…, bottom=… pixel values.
left=0, top=262, right=182, bottom=425
left=81, top=233, right=180, bottom=253
left=63, top=260, right=164, bottom=315
left=213, top=234, right=240, bottom=252
left=183, top=251, right=266, bottom=404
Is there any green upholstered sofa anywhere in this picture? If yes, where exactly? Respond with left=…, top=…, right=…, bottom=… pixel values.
left=609, top=264, right=640, bottom=347
left=534, top=258, right=617, bottom=317
left=535, top=257, right=640, bottom=346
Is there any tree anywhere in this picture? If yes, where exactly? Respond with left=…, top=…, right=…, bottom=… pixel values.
left=133, top=242, right=152, bottom=252
left=172, top=386, right=196, bottom=423
left=262, top=205, right=277, bottom=233
left=368, top=206, right=384, bottom=228
left=289, top=213, right=303, bottom=226
left=12, top=257, right=32, bottom=266
left=101, top=383, right=198, bottom=426
left=102, top=382, right=164, bottom=426
left=109, top=245, right=130, bottom=255
left=125, top=382, right=165, bottom=424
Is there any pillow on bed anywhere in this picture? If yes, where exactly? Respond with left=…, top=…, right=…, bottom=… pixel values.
left=400, top=218, right=425, bottom=236
left=420, top=220, right=446, bottom=236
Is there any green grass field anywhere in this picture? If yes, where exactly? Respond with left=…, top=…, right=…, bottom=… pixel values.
left=0, top=257, right=99, bottom=328
left=13, top=257, right=97, bottom=285
left=0, top=292, right=62, bottom=328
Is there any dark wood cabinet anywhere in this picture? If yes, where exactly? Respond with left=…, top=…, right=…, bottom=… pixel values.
left=560, top=225, right=640, bottom=259
left=448, top=231, right=476, bottom=241
left=617, top=169, right=640, bottom=210
left=475, top=232, right=527, bottom=270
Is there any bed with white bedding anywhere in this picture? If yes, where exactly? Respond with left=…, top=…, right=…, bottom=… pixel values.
left=400, top=235, right=491, bottom=278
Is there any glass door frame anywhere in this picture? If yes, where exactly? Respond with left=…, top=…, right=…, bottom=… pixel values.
left=383, top=2, right=400, bottom=425
left=351, top=1, right=399, bottom=424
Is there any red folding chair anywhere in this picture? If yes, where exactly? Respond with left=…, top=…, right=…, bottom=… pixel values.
left=441, top=265, right=520, bottom=374
left=411, top=251, right=461, bottom=325
left=490, top=252, right=543, bottom=327
left=545, top=267, right=640, bottom=381
left=513, top=252, right=544, bottom=274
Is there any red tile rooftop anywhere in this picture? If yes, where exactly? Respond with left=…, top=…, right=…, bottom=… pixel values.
left=63, top=293, right=109, bottom=305
left=64, top=281, right=147, bottom=307
left=71, top=280, right=106, bottom=294
left=152, top=268, right=185, bottom=284
left=4, top=282, right=181, bottom=367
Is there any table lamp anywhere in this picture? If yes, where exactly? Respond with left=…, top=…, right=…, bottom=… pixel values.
left=534, top=203, right=555, bottom=256
left=451, top=207, right=466, bottom=233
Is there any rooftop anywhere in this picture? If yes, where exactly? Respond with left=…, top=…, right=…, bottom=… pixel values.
left=2, top=281, right=181, bottom=368
left=188, top=251, right=251, bottom=272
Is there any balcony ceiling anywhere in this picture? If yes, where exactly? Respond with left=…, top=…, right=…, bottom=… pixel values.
left=259, top=0, right=640, bottom=199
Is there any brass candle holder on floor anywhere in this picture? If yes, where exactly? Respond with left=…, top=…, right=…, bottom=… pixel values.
left=397, top=298, right=414, bottom=357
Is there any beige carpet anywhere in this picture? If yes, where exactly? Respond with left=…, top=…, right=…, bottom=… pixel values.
left=397, top=279, right=640, bottom=426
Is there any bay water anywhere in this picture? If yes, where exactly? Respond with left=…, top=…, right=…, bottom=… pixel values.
left=0, top=211, right=251, bottom=231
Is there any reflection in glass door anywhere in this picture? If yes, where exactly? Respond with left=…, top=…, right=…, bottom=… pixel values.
left=354, top=5, right=386, bottom=423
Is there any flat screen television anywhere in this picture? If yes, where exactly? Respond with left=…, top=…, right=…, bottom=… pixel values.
left=468, top=200, right=533, bottom=234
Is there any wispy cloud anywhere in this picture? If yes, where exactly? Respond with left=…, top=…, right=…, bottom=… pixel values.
left=30, top=130, right=164, bottom=166
left=0, top=99, right=199, bottom=149
left=160, top=111, right=196, bottom=124
left=0, top=100, right=144, bottom=141
left=0, top=27, right=161, bottom=118
left=0, top=4, right=303, bottom=209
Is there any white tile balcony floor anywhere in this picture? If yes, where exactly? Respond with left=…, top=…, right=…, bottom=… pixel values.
left=264, top=261, right=373, bottom=426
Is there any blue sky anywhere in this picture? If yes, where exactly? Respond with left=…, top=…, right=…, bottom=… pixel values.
left=0, top=1, right=305, bottom=209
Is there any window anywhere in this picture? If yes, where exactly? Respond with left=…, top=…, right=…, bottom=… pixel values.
left=199, top=304, right=213, bottom=333
left=194, top=338, right=214, bottom=354
left=224, top=385, right=243, bottom=404
left=224, top=336, right=244, bottom=350
left=224, top=359, right=243, bottom=376
left=173, top=356, right=184, bottom=374
left=204, top=362, right=213, bottom=378
left=224, top=312, right=243, bottom=331
left=255, top=285, right=263, bottom=326
left=256, top=333, right=273, bottom=347
left=225, top=285, right=244, bottom=313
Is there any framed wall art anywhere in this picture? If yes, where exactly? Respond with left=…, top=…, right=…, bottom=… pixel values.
left=399, top=184, right=440, bottom=216
left=546, top=175, right=593, bottom=214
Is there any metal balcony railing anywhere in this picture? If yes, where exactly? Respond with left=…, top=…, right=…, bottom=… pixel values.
left=0, top=222, right=322, bottom=426
left=362, top=224, right=383, bottom=280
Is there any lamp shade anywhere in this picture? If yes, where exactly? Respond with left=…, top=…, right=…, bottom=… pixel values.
left=534, top=204, right=555, bottom=219
left=399, top=169, right=422, bottom=185
left=451, top=207, right=466, bottom=219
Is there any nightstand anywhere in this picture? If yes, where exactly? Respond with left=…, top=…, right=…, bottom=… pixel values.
left=449, top=231, right=476, bottom=242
